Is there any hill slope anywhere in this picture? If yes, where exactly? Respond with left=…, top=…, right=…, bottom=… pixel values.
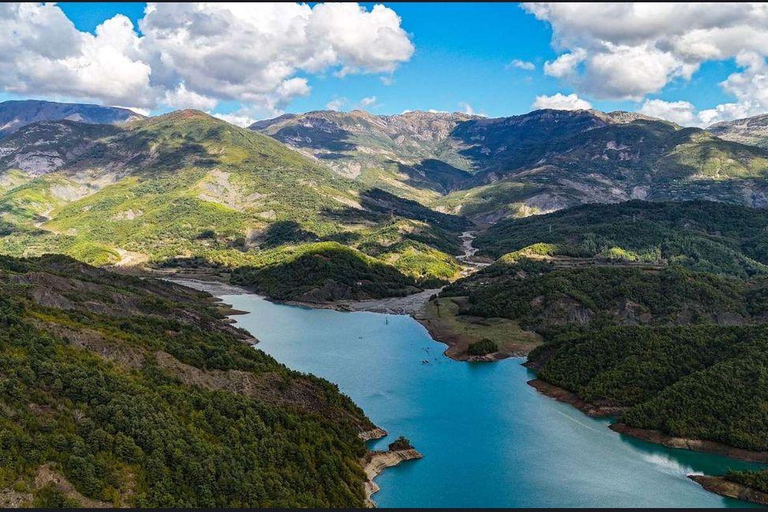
left=708, top=113, right=768, bottom=148
left=0, top=111, right=466, bottom=290
left=473, top=200, right=768, bottom=278
left=0, top=254, right=374, bottom=507
left=255, top=108, right=768, bottom=222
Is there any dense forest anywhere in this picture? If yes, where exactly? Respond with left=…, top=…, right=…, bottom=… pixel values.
left=474, top=200, right=768, bottom=278
left=442, top=260, right=764, bottom=334
left=0, top=254, right=373, bottom=507
left=230, top=242, right=422, bottom=301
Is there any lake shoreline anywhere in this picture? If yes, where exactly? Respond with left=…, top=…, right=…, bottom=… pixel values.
left=526, top=379, right=624, bottom=417
left=363, top=449, right=424, bottom=508
left=609, top=423, right=768, bottom=463
left=689, top=475, right=768, bottom=506
left=526, top=375, right=768, bottom=464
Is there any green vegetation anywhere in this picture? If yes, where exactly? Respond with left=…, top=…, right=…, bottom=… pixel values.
left=230, top=242, right=419, bottom=301
left=446, top=240, right=768, bottom=453
left=726, top=469, right=768, bottom=494
left=475, top=200, right=768, bottom=278
left=387, top=436, right=413, bottom=451
left=0, top=111, right=465, bottom=289
left=0, top=254, right=373, bottom=507
left=466, top=338, right=498, bottom=356
left=443, top=261, right=752, bottom=334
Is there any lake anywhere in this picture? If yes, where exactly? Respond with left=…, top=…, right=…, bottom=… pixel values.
left=218, top=291, right=761, bottom=508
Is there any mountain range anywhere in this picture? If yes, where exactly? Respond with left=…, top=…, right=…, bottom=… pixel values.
left=251, top=108, right=768, bottom=223
left=4, top=99, right=768, bottom=296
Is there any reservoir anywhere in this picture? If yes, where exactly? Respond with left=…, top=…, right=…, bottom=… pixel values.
left=217, top=290, right=760, bottom=508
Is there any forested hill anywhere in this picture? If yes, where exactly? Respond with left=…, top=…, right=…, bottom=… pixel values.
left=435, top=200, right=768, bottom=497
left=0, top=254, right=373, bottom=507
left=473, top=200, right=768, bottom=278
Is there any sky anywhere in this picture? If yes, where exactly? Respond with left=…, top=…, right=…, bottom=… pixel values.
left=1, top=3, right=766, bottom=127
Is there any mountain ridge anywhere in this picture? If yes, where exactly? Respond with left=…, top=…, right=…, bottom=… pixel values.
left=0, top=99, right=144, bottom=139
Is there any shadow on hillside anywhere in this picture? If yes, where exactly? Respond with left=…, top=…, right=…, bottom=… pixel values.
left=271, top=125, right=357, bottom=152
left=319, top=188, right=470, bottom=231
left=393, top=159, right=473, bottom=194
left=259, top=221, right=320, bottom=249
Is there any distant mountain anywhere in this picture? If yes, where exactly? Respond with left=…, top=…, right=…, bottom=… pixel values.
left=708, top=113, right=768, bottom=148
left=0, top=110, right=466, bottom=288
left=0, top=99, right=143, bottom=138
left=254, top=108, right=768, bottom=223
left=251, top=109, right=477, bottom=201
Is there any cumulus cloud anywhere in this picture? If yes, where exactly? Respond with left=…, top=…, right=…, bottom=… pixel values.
left=532, top=93, right=592, bottom=111
left=212, top=111, right=258, bottom=128
left=507, top=59, right=535, bottom=71
left=638, top=52, right=768, bottom=126
left=326, top=98, right=347, bottom=111
left=0, top=5, right=151, bottom=108
left=0, top=3, right=414, bottom=116
left=638, top=99, right=698, bottom=125
left=543, top=49, right=585, bottom=78
left=524, top=2, right=768, bottom=116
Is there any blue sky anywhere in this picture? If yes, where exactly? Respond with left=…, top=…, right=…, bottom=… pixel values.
left=2, top=3, right=761, bottom=125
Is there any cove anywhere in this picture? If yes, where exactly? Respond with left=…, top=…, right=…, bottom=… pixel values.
left=218, top=291, right=761, bottom=508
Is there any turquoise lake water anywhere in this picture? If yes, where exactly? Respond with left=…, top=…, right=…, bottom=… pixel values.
left=220, top=292, right=762, bottom=508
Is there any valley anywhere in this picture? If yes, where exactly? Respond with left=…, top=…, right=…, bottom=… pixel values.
left=6, top=98, right=768, bottom=506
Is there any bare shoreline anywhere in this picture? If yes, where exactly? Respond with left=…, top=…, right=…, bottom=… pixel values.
left=362, top=449, right=424, bottom=508
left=689, top=475, right=768, bottom=506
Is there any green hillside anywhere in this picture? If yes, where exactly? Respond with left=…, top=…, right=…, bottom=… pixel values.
left=0, top=112, right=466, bottom=292
left=473, top=200, right=768, bottom=278
left=0, top=254, right=372, bottom=507
left=231, top=242, right=421, bottom=301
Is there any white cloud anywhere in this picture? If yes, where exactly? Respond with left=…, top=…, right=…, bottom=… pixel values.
left=543, top=49, right=585, bottom=78
left=638, top=99, right=697, bottom=125
left=163, top=83, right=218, bottom=111
left=532, top=93, right=592, bottom=110
left=326, top=98, right=347, bottom=111
left=0, top=5, right=151, bottom=109
left=0, top=3, right=414, bottom=114
left=507, top=59, right=535, bottom=71
left=358, top=96, right=377, bottom=109
left=212, top=111, right=258, bottom=128
left=524, top=2, right=768, bottom=117
left=637, top=52, right=768, bottom=126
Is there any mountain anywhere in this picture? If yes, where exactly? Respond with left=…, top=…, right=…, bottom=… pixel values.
left=708, top=113, right=768, bottom=148
left=0, top=109, right=466, bottom=289
left=437, top=116, right=768, bottom=222
left=255, top=109, right=768, bottom=223
left=0, top=254, right=373, bottom=507
left=251, top=109, right=477, bottom=201
left=0, top=99, right=143, bottom=138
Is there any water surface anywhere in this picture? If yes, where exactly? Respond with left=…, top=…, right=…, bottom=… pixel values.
left=221, top=292, right=762, bottom=508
